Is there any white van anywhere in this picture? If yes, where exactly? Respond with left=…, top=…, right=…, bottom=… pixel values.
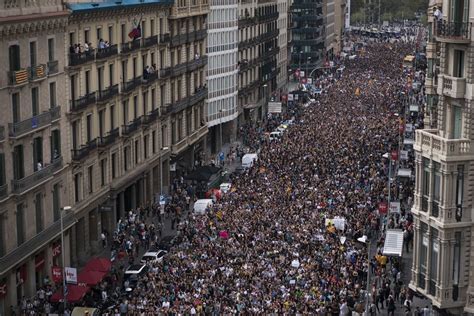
left=242, top=153, right=258, bottom=168
left=193, top=199, right=214, bottom=214
left=269, top=131, right=282, bottom=141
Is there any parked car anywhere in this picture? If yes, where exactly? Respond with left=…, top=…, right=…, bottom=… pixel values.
left=123, top=264, right=148, bottom=290
left=140, top=250, right=168, bottom=264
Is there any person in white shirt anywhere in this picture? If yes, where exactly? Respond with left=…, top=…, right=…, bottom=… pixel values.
left=434, top=7, right=443, bottom=21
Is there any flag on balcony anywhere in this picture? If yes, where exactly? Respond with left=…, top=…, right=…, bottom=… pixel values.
left=128, top=16, right=143, bottom=40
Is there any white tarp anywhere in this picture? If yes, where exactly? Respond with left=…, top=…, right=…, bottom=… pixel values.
left=403, top=139, right=415, bottom=145
left=410, top=105, right=419, bottom=112
left=325, top=217, right=346, bottom=230
left=398, top=168, right=412, bottom=178
left=383, top=229, right=404, bottom=257
left=389, top=201, right=400, bottom=214
left=400, top=150, right=408, bottom=160
left=268, top=102, right=282, bottom=113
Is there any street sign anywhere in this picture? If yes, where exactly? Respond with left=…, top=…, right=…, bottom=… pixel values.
left=100, top=206, right=112, bottom=212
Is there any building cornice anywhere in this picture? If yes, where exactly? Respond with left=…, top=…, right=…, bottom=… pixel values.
left=0, top=12, right=69, bottom=36
left=68, top=4, right=171, bottom=24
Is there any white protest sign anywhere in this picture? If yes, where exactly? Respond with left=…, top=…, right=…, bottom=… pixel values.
left=400, top=150, right=408, bottom=160
left=389, top=201, right=400, bottom=214
left=340, top=236, right=347, bottom=244
left=65, top=267, right=77, bottom=284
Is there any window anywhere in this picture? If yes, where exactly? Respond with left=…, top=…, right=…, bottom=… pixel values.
left=69, top=32, right=75, bottom=46
left=33, top=137, right=43, bottom=171
left=97, top=67, right=103, bottom=92
left=135, top=139, right=139, bottom=164
left=0, top=216, right=4, bottom=257
left=122, top=101, right=128, bottom=125
left=109, top=63, right=114, bottom=85
left=152, top=131, right=156, bottom=153
left=422, top=158, right=430, bottom=212
left=161, top=125, right=167, bottom=147
left=429, top=228, right=438, bottom=295
left=86, top=114, right=93, bottom=142
left=100, top=159, right=106, bottom=186
left=48, top=38, right=55, bottom=61
left=97, top=27, right=102, bottom=42
left=88, top=165, right=93, bottom=194
left=144, top=135, right=149, bottom=159
left=31, top=87, right=39, bottom=117
left=0, top=154, right=5, bottom=186
left=453, top=231, right=461, bottom=300
left=29, top=41, right=37, bottom=66
left=98, top=110, right=105, bottom=138
left=84, top=29, right=90, bottom=43
left=85, top=71, right=91, bottom=94
left=453, top=50, right=465, bottom=78
left=12, top=93, right=20, bottom=123
left=74, top=173, right=81, bottom=202
left=124, top=147, right=129, bottom=171
left=13, top=145, right=24, bottom=180
left=16, top=203, right=25, bottom=246
left=456, top=165, right=464, bottom=221
left=72, top=120, right=79, bottom=150
left=171, top=121, right=176, bottom=144
left=49, top=82, right=57, bottom=108
left=150, top=19, right=155, bottom=36
left=51, top=130, right=61, bottom=160
left=108, top=25, right=114, bottom=44
left=111, top=153, right=117, bottom=178
left=143, top=91, right=148, bottom=115
left=121, top=60, right=127, bottom=83
left=160, top=85, right=166, bottom=106
left=121, top=24, right=126, bottom=43
left=133, top=57, right=137, bottom=78
left=53, top=183, right=60, bottom=221
left=110, top=104, right=115, bottom=129
left=35, top=193, right=43, bottom=233
left=432, top=162, right=440, bottom=217
left=453, top=106, right=462, bottom=139
left=151, top=88, right=156, bottom=110
left=9, top=45, right=20, bottom=71
left=418, top=223, right=428, bottom=289
left=133, top=95, right=138, bottom=119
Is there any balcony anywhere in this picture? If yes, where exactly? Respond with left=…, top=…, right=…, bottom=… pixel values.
left=188, top=55, right=208, bottom=72
left=169, top=3, right=209, bottom=19
left=171, top=137, right=188, bottom=155
left=28, top=64, right=47, bottom=81
left=143, top=108, right=160, bottom=125
left=72, top=140, right=97, bottom=161
left=435, top=20, right=471, bottom=43
left=121, top=77, right=142, bottom=94
left=171, top=88, right=208, bottom=114
left=438, top=75, right=466, bottom=99
left=70, top=92, right=96, bottom=113
left=160, top=67, right=172, bottom=79
left=8, top=68, right=29, bottom=86
left=291, top=1, right=323, bottom=9
left=170, top=33, right=188, bottom=47
left=0, top=126, right=5, bottom=142
left=0, top=184, right=7, bottom=200
left=171, top=62, right=188, bottom=77
left=9, top=106, right=60, bottom=138
left=98, top=127, right=119, bottom=148
left=194, top=29, right=207, bottom=41
left=47, top=60, right=59, bottom=75
left=11, top=157, right=63, bottom=194
left=142, top=36, right=158, bottom=48
left=142, top=72, right=159, bottom=85
left=69, top=50, right=95, bottom=67
left=257, top=11, right=279, bottom=23
left=238, top=16, right=257, bottom=28
left=415, top=129, right=474, bottom=162
left=161, top=104, right=172, bottom=116
left=292, top=14, right=323, bottom=22
left=0, top=208, right=76, bottom=273
left=122, top=117, right=142, bottom=136
left=96, top=44, right=118, bottom=60
left=97, top=84, right=119, bottom=103
left=121, top=40, right=141, bottom=54
left=159, top=33, right=171, bottom=44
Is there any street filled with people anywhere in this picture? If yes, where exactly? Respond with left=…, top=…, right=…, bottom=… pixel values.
left=17, top=26, right=429, bottom=315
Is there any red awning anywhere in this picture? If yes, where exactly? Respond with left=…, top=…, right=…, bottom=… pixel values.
left=50, top=285, right=90, bottom=303
left=83, top=257, right=111, bottom=273
left=77, top=270, right=106, bottom=286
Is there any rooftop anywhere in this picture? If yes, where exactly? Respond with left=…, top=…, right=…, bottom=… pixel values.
left=67, top=0, right=173, bottom=12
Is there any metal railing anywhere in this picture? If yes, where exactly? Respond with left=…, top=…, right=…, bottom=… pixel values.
left=0, top=184, right=7, bottom=200
left=98, top=128, right=119, bottom=148
left=47, top=60, right=59, bottom=75
left=159, top=33, right=171, bottom=44
left=122, top=117, right=142, bottom=135
left=171, top=88, right=208, bottom=113
left=142, top=72, right=158, bottom=85
left=121, top=40, right=141, bottom=54
left=11, top=157, right=63, bottom=194
left=142, top=36, right=158, bottom=48
left=160, top=67, right=172, bottom=78
left=8, top=68, right=28, bottom=85
left=9, top=106, right=60, bottom=138
left=70, top=92, right=96, bottom=112
left=69, top=50, right=95, bottom=66
left=121, top=77, right=142, bottom=93
left=28, top=64, right=47, bottom=80
left=435, top=20, right=471, bottom=40
left=188, top=55, right=208, bottom=72
left=72, top=140, right=97, bottom=161
left=96, top=44, right=118, bottom=59
left=143, top=108, right=160, bottom=124
left=97, top=84, right=119, bottom=103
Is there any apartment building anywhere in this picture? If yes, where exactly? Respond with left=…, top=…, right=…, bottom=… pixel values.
left=323, top=0, right=335, bottom=59
left=409, top=0, right=474, bottom=314
left=237, top=0, right=279, bottom=123
left=276, top=0, right=289, bottom=92
left=0, top=0, right=69, bottom=311
left=207, top=0, right=238, bottom=153
left=333, top=0, right=346, bottom=55
left=168, top=0, right=209, bottom=172
left=289, top=0, right=324, bottom=75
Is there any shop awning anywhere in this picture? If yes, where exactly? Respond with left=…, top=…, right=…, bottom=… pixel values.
left=84, top=257, right=111, bottom=273
left=50, top=285, right=90, bottom=303
left=383, top=229, right=404, bottom=257
left=77, top=270, right=107, bottom=286
left=184, top=166, right=221, bottom=182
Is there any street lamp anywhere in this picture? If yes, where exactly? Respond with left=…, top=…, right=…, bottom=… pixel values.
left=357, top=235, right=371, bottom=316
left=160, top=147, right=169, bottom=196
left=60, top=206, right=72, bottom=313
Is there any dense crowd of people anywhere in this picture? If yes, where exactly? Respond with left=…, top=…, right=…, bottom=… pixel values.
left=106, top=39, right=419, bottom=314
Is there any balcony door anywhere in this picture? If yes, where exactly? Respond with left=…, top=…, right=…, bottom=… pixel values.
left=452, top=105, right=462, bottom=139
left=453, top=49, right=465, bottom=78
left=13, top=145, right=24, bottom=180
left=33, top=137, right=43, bottom=171
left=9, top=45, right=20, bottom=72
left=450, top=0, right=469, bottom=23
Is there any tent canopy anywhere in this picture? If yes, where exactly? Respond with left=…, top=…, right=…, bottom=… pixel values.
left=50, top=285, right=90, bottom=303
left=84, top=257, right=111, bottom=273
left=184, top=166, right=221, bottom=182
left=383, top=229, right=404, bottom=257
left=77, top=270, right=106, bottom=286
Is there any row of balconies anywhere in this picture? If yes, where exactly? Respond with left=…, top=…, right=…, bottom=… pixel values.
left=238, top=46, right=280, bottom=73
left=8, top=106, right=61, bottom=139
left=238, top=11, right=278, bottom=28
left=415, top=129, right=473, bottom=162
left=290, top=0, right=323, bottom=10
left=292, top=14, right=323, bottom=22
left=171, top=124, right=208, bottom=155
left=238, top=78, right=261, bottom=97
left=7, top=60, right=59, bottom=87
left=69, top=35, right=170, bottom=67
left=169, top=2, right=210, bottom=19
left=171, top=87, right=208, bottom=114
left=238, top=29, right=279, bottom=50
left=170, top=29, right=207, bottom=47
